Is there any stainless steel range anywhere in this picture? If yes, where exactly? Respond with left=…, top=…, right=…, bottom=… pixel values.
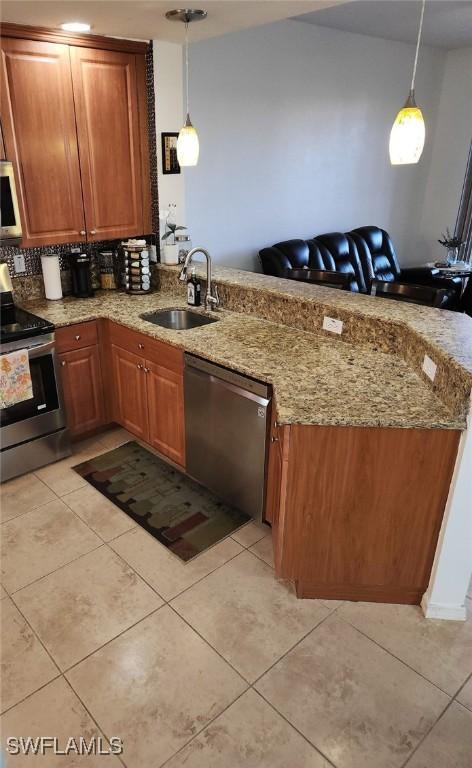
left=0, top=267, right=71, bottom=482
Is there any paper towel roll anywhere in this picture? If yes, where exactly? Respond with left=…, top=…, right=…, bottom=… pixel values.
left=41, top=255, right=62, bottom=300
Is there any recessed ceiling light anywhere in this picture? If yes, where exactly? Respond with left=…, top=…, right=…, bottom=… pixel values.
left=61, top=22, right=91, bottom=33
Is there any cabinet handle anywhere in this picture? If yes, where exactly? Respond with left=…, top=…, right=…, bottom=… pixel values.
left=75, top=335, right=81, bottom=341
left=138, top=343, right=144, bottom=350
left=137, top=363, right=143, bottom=370
left=80, top=230, right=86, bottom=236
left=144, top=367, right=149, bottom=374
left=61, top=360, right=66, bottom=367
left=90, top=230, right=96, bottom=235
left=271, top=436, right=279, bottom=443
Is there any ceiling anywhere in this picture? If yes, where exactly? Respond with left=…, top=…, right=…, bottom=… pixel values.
left=0, top=0, right=345, bottom=43
left=295, top=0, right=472, bottom=50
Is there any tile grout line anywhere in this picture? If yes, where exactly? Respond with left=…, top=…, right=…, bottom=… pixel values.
left=451, top=670, right=472, bottom=709
left=8, top=541, right=105, bottom=597
left=400, top=695, right=457, bottom=768
left=0, top=490, right=71, bottom=527
left=62, top=605, right=165, bottom=677
left=61, top=675, right=129, bottom=768
left=339, top=614, right=463, bottom=699
left=158, top=687, right=251, bottom=768
left=250, top=604, right=335, bottom=688
left=167, top=602, right=252, bottom=686
left=252, top=687, right=338, bottom=768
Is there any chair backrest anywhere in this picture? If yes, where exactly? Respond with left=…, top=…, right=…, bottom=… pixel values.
left=372, top=280, right=450, bottom=308
left=284, top=268, right=350, bottom=290
left=259, top=239, right=310, bottom=277
left=349, top=226, right=401, bottom=288
left=259, top=238, right=335, bottom=278
left=460, top=276, right=472, bottom=316
left=312, top=232, right=366, bottom=293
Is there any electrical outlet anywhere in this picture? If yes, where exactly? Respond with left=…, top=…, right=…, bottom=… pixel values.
left=13, top=254, right=26, bottom=274
left=323, top=316, right=343, bottom=334
left=422, top=354, right=437, bottom=382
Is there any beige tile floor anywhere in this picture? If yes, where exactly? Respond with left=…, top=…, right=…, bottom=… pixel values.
left=1, top=428, right=471, bottom=768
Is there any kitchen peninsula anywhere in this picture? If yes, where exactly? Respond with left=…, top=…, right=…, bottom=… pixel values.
left=17, top=263, right=472, bottom=608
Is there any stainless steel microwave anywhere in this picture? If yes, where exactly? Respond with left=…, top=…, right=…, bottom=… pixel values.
left=0, top=160, right=22, bottom=245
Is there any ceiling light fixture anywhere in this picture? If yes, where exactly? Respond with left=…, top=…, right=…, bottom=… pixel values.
left=61, top=22, right=91, bottom=33
left=389, top=0, right=426, bottom=165
left=166, top=8, right=207, bottom=167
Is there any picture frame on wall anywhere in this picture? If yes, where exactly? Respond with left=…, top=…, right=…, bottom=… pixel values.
left=161, top=132, right=180, bottom=174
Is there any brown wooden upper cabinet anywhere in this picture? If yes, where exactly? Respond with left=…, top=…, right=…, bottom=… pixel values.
left=0, top=27, right=151, bottom=248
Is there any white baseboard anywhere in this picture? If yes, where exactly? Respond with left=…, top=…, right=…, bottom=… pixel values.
left=421, top=593, right=467, bottom=621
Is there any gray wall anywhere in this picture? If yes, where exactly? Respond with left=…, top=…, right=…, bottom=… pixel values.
left=185, top=20, right=445, bottom=270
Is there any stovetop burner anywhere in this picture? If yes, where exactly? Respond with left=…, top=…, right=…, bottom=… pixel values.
left=1, top=305, right=55, bottom=343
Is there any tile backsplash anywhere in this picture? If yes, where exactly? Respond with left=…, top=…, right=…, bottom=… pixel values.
left=0, top=43, right=159, bottom=294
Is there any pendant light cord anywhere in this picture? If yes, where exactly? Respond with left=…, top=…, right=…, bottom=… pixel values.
left=411, top=0, right=426, bottom=91
left=185, top=20, right=190, bottom=116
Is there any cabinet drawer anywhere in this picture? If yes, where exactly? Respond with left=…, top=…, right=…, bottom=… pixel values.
left=56, top=321, right=98, bottom=353
left=109, top=322, right=183, bottom=372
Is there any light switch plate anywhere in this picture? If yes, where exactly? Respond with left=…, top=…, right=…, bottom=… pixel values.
left=323, top=316, right=343, bottom=334
left=13, top=254, right=26, bottom=274
left=422, top=354, right=437, bottom=382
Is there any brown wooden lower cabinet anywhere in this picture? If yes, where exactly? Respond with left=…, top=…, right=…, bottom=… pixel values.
left=108, top=323, right=185, bottom=467
left=268, top=422, right=460, bottom=605
left=146, top=360, right=185, bottom=467
left=58, top=345, right=105, bottom=438
left=111, top=343, right=149, bottom=441
left=59, top=320, right=186, bottom=466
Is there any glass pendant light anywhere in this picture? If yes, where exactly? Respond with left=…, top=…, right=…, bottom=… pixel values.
left=166, top=9, right=207, bottom=167
left=389, top=0, right=426, bottom=165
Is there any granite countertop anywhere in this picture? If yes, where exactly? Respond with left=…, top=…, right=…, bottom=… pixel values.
left=23, top=289, right=464, bottom=430
left=172, top=263, right=472, bottom=376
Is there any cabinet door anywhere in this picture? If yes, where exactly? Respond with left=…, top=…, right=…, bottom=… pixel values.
left=0, top=38, right=86, bottom=247
left=146, top=360, right=185, bottom=467
left=59, top=346, right=105, bottom=437
left=70, top=47, right=143, bottom=242
left=111, top=344, right=148, bottom=440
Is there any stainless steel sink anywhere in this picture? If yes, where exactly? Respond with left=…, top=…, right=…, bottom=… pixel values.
left=140, top=309, right=219, bottom=330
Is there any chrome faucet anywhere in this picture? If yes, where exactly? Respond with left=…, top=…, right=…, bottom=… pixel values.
left=179, top=247, right=219, bottom=311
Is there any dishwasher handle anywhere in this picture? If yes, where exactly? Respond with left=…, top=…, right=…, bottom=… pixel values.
left=185, top=363, right=270, bottom=407
left=184, top=353, right=271, bottom=401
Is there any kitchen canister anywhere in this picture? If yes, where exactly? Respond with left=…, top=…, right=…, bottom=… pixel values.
left=121, top=239, right=151, bottom=294
left=40, top=254, right=63, bottom=300
left=98, top=250, right=117, bottom=290
left=176, top=234, right=192, bottom=264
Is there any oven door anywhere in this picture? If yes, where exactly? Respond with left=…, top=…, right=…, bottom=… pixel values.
left=1, top=336, right=66, bottom=450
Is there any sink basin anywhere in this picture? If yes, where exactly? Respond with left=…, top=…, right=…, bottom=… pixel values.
left=140, top=309, right=219, bottom=330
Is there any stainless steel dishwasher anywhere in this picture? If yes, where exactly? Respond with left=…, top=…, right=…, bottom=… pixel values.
left=184, top=354, right=271, bottom=521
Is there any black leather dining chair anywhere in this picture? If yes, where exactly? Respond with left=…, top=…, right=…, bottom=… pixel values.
left=284, top=268, right=351, bottom=290
left=460, top=276, right=472, bottom=316
left=371, top=280, right=452, bottom=308
left=349, top=225, right=462, bottom=304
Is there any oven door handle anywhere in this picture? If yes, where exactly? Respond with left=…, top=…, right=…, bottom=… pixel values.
left=27, top=340, right=55, bottom=359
